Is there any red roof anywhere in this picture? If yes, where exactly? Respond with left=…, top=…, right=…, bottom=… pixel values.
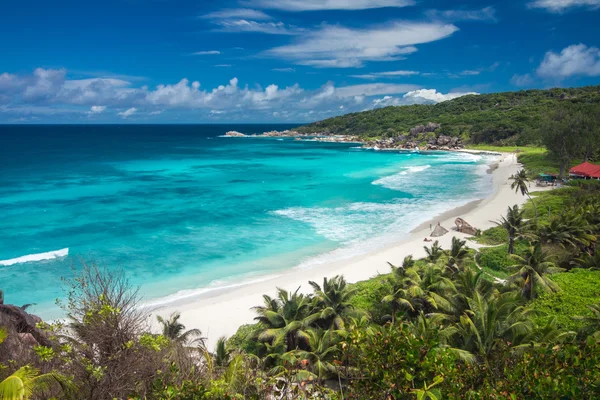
left=570, top=162, right=600, bottom=178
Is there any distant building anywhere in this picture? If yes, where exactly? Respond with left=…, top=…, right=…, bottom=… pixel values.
left=570, top=162, right=600, bottom=180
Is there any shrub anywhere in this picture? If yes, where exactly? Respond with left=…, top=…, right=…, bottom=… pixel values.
left=532, top=269, right=600, bottom=332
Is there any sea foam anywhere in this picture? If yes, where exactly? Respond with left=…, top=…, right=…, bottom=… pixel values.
left=0, top=248, right=69, bottom=267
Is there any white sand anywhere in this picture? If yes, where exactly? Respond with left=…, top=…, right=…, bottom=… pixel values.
left=151, top=152, right=548, bottom=349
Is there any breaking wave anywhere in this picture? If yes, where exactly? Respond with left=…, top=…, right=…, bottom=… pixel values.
left=0, top=248, right=69, bottom=267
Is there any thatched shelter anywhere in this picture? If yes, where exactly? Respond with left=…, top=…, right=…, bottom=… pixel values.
left=430, top=224, right=449, bottom=237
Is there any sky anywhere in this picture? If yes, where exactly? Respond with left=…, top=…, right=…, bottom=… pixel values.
left=1, top=0, right=600, bottom=124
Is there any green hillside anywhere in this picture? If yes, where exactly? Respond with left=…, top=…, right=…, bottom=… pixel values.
left=297, top=85, right=600, bottom=145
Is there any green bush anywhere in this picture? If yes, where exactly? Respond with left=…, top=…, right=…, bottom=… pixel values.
left=227, top=323, right=263, bottom=355
left=450, top=340, right=600, bottom=398
left=349, top=275, right=392, bottom=324
left=474, top=226, right=508, bottom=245
left=532, top=269, right=600, bottom=332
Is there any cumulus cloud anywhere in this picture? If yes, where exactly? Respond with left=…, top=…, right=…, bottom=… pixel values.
left=265, top=22, right=458, bottom=68
left=118, top=107, right=137, bottom=118
left=537, top=44, right=600, bottom=78
left=426, top=7, right=497, bottom=22
left=527, top=0, right=600, bottom=13
left=201, top=8, right=272, bottom=20
left=402, top=89, right=478, bottom=103
left=88, top=105, right=106, bottom=114
left=0, top=68, right=475, bottom=122
left=191, top=51, right=221, bottom=55
left=243, top=0, right=415, bottom=11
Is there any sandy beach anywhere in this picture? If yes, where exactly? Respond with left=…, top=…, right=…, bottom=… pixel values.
left=151, top=151, right=545, bottom=348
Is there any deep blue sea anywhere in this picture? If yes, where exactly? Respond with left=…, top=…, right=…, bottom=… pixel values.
left=0, top=125, right=496, bottom=317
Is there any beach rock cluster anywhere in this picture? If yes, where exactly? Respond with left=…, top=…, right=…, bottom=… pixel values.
left=225, top=131, right=247, bottom=137
left=365, top=122, right=464, bottom=150
left=409, top=122, right=441, bottom=136
left=225, top=129, right=361, bottom=143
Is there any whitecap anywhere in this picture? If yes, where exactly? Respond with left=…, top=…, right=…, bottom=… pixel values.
left=399, top=165, right=431, bottom=175
left=0, top=248, right=69, bottom=267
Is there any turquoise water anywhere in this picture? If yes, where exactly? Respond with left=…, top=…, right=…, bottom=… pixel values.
left=0, top=125, right=495, bottom=317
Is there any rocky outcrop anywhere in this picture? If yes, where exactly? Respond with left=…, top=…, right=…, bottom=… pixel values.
left=409, top=122, right=441, bottom=136
left=0, top=304, right=52, bottom=347
left=364, top=122, right=462, bottom=150
left=225, top=131, right=247, bottom=137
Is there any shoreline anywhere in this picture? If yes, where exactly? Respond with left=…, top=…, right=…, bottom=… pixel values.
left=151, top=151, right=538, bottom=348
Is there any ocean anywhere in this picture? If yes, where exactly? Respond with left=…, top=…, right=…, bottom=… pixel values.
left=0, top=125, right=496, bottom=317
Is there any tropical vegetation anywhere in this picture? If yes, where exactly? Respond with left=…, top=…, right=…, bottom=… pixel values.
left=2, top=92, right=600, bottom=399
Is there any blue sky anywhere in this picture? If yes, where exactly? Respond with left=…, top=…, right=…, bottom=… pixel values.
left=1, top=0, right=600, bottom=123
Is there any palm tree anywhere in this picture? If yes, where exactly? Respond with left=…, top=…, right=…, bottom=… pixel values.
left=444, top=237, right=470, bottom=273
left=573, top=304, right=600, bottom=339
left=214, top=336, right=232, bottom=368
left=510, top=169, right=538, bottom=219
left=0, top=366, right=74, bottom=400
left=450, top=268, right=495, bottom=318
left=509, top=244, right=565, bottom=300
left=538, top=213, right=596, bottom=251
left=406, top=263, right=457, bottom=315
left=424, top=240, right=443, bottom=263
left=382, top=280, right=415, bottom=324
left=437, top=291, right=535, bottom=365
left=156, top=312, right=205, bottom=346
left=295, top=329, right=342, bottom=383
left=495, top=204, right=528, bottom=254
left=253, top=287, right=315, bottom=351
left=573, top=247, right=600, bottom=269
left=308, top=275, right=356, bottom=330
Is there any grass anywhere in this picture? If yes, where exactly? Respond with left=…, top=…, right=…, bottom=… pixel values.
left=473, top=226, right=508, bottom=245
left=466, top=145, right=546, bottom=156
left=532, top=269, right=600, bottom=332
left=524, top=187, right=577, bottom=221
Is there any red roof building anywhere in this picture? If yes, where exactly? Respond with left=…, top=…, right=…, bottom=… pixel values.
left=570, top=162, right=600, bottom=179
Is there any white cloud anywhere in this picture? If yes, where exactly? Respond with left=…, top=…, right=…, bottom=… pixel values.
left=202, top=8, right=272, bottom=20
left=265, top=22, right=458, bottom=68
left=366, top=89, right=477, bottom=109
left=426, top=7, right=497, bottom=22
left=0, top=68, right=474, bottom=122
left=527, top=0, right=600, bottom=13
left=350, top=70, right=419, bottom=79
left=191, top=51, right=221, bottom=55
left=88, top=105, right=106, bottom=114
left=243, top=0, right=415, bottom=11
left=118, top=107, right=137, bottom=118
left=215, top=64, right=233, bottom=67
left=511, top=74, right=534, bottom=86
left=0, top=73, right=26, bottom=91
left=336, top=83, right=420, bottom=97
left=460, top=70, right=480, bottom=76
left=214, top=19, right=301, bottom=35
left=537, top=44, right=600, bottom=78
left=272, top=68, right=296, bottom=72
left=402, top=89, right=478, bottom=103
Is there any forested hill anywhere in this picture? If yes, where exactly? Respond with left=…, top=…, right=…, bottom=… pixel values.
left=296, top=85, right=600, bottom=145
